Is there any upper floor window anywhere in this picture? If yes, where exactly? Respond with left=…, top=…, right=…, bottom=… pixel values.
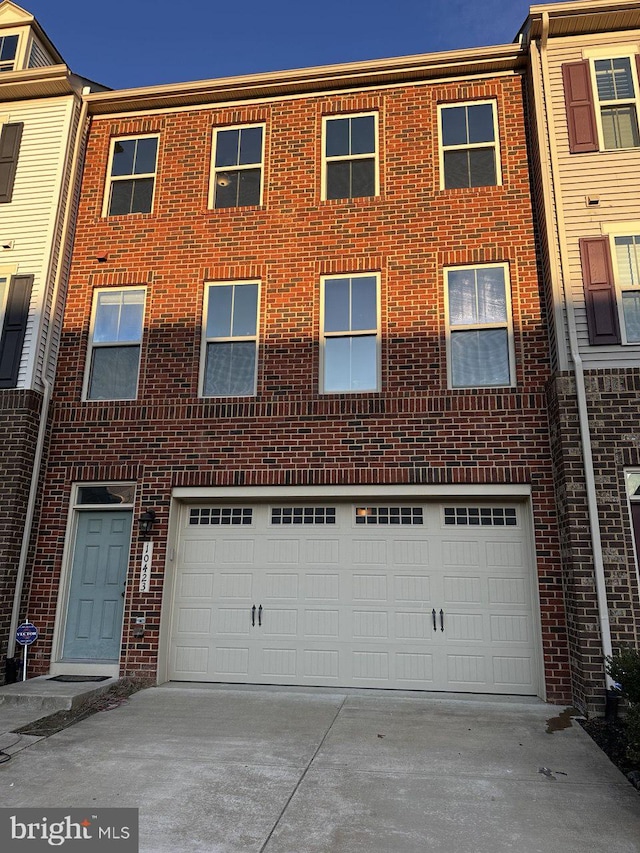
left=210, top=125, right=264, bottom=208
left=104, top=135, right=158, bottom=216
left=201, top=281, right=259, bottom=397
left=563, top=53, right=640, bottom=153
left=593, top=57, right=640, bottom=149
left=614, top=234, right=640, bottom=342
left=323, top=113, right=378, bottom=200
left=85, top=288, right=145, bottom=400
left=0, top=35, right=18, bottom=72
left=439, top=102, right=500, bottom=189
left=445, top=263, right=515, bottom=388
left=320, top=273, right=380, bottom=393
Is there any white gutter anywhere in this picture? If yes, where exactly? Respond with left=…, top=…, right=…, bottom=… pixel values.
left=537, top=12, right=614, bottom=685
left=5, top=96, right=89, bottom=666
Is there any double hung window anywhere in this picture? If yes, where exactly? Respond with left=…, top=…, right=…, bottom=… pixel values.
left=321, top=274, right=379, bottom=393
left=85, top=289, right=145, bottom=400
left=613, top=234, right=640, bottom=342
left=0, top=35, right=18, bottom=72
left=439, top=102, right=500, bottom=189
left=323, top=113, right=377, bottom=200
left=593, top=57, right=640, bottom=149
left=445, top=264, right=514, bottom=388
left=210, top=125, right=264, bottom=208
left=201, top=282, right=259, bottom=396
left=104, top=135, right=158, bottom=216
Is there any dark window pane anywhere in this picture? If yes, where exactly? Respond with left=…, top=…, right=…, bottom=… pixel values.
left=131, top=178, right=154, bottom=213
left=326, top=161, right=350, bottom=199
left=351, top=277, right=377, bottom=330
left=111, top=140, right=136, bottom=177
left=108, top=180, right=134, bottom=215
left=469, top=149, right=496, bottom=186
left=0, top=35, right=18, bottom=62
left=214, top=171, right=239, bottom=208
left=133, top=137, right=158, bottom=175
left=351, top=115, right=375, bottom=155
left=596, top=57, right=634, bottom=101
left=239, top=127, right=263, bottom=165
left=467, top=104, right=495, bottom=144
left=237, top=169, right=261, bottom=206
left=88, top=346, right=140, bottom=399
left=601, top=105, right=640, bottom=149
left=351, top=159, right=375, bottom=197
left=324, top=278, right=350, bottom=332
left=231, top=284, right=258, bottom=337
left=441, top=106, right=467, bottom=146
left=443, top=150, right=470, bottom=188
left=205, top=341, right=256, bottom=395
left=215, top=129, right=240, bottom=167
left=207, top=286, right=233, bottom=338
left=326, top=118, right=349, bottom=157
left=78, top=485, right=135, bottom=505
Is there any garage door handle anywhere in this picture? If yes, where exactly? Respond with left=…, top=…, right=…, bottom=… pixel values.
left=432, top=609, right=436, bottom=631
left=251, top=605, right=256, bottom=627
left=440, top=609, right=444, bottom=632
left=258, top=604, right=262, bottom=627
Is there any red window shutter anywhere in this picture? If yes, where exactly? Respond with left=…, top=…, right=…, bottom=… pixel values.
left=0, top=274, right=33, bottom=387
left=579, top=237, right=621, bottom=345
left=562, top=61, right=599, bottom=153
left=0, top=122, right=22, bottom=203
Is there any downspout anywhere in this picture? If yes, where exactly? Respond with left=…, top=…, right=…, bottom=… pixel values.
left=5, top=95, right=89, bottom=677
left=537, top=12, right=614, bottom=688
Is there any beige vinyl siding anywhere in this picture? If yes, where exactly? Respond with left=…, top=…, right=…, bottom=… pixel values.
left=42, top=100, right=84, bottom=386
left=526, top=43, right=567, bottom=373
left=548, top=29, right=640, bottom=368
left=27, top=37, right=54, bottom=69
left=0, top=96, right=77, bottom=389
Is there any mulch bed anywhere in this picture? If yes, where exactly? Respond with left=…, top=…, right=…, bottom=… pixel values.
left=580, top=717, right=640, bottom=789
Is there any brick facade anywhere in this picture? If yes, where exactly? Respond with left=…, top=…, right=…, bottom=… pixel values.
left=24, top=71, right=573, bottom=702
left=0, top=389, right=43, bottom=679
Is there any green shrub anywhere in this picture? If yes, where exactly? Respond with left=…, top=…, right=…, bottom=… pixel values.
left=627, top=705, right=640, bottom=765
left=606, top=646, right=640, bottom=766
left=606, top=646, right=640, bottom=704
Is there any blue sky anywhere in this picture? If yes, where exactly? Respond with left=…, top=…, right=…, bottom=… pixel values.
left=22, top=1, right=568, bottom=90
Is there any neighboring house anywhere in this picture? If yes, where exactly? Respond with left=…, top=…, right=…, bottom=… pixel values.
left=22, top=28, right=575, bottom=705
left=0, top=1, right=105, bottom=682
left=521, top=0, right=640, bottom=712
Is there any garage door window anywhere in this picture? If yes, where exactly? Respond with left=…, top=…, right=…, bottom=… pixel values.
left=189, top=507, right=253, bottom=525
left=271, top=507, right=336, bottom=524
left=355, top=506, right=424, bottom=524
left=444, top=506, right=517, bottom=526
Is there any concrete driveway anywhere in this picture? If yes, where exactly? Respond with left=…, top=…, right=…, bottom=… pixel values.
left=0, top=684, right=639, bottom=853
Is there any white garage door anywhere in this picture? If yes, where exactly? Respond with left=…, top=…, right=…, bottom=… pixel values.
left=168, top=502, right=539, bottom=694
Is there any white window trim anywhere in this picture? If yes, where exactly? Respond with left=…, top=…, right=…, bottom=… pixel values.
left=0, top=262, right=17, bottom=333
left=102, top=134, right=159, bottom=218
left=208, top=123, right=266, bottom=209
left=623, top=470, right=640, bottom=596
left=587, top=55, right=640, bottom=152
left=199, top=280, right=261, bottom=398
left=82, top=286, right=146, bottom=401
left=444, top=261, right=516, bottom=390
left=319, top=272, right=381, bottom=394
left=437, top=100, right=502, bottom=191
left=321, top=112, right=379, bottom=202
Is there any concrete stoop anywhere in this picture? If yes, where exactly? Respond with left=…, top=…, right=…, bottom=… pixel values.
left=0, top=675, right=121, bottom=714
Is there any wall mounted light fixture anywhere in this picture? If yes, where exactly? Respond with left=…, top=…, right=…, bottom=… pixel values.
left=138, top=509, right=156, bottom=539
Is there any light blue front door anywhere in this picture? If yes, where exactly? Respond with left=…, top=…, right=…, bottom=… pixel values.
left=62, top=511, right=132, bottom=661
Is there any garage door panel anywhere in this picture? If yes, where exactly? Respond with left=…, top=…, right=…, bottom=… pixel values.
left=169, top=501, right=539, bottom=695
left=394, top=575, right=431, bottom=603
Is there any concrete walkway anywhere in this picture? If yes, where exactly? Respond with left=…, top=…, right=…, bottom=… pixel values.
left=0, top=683, right=638, bottom=852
